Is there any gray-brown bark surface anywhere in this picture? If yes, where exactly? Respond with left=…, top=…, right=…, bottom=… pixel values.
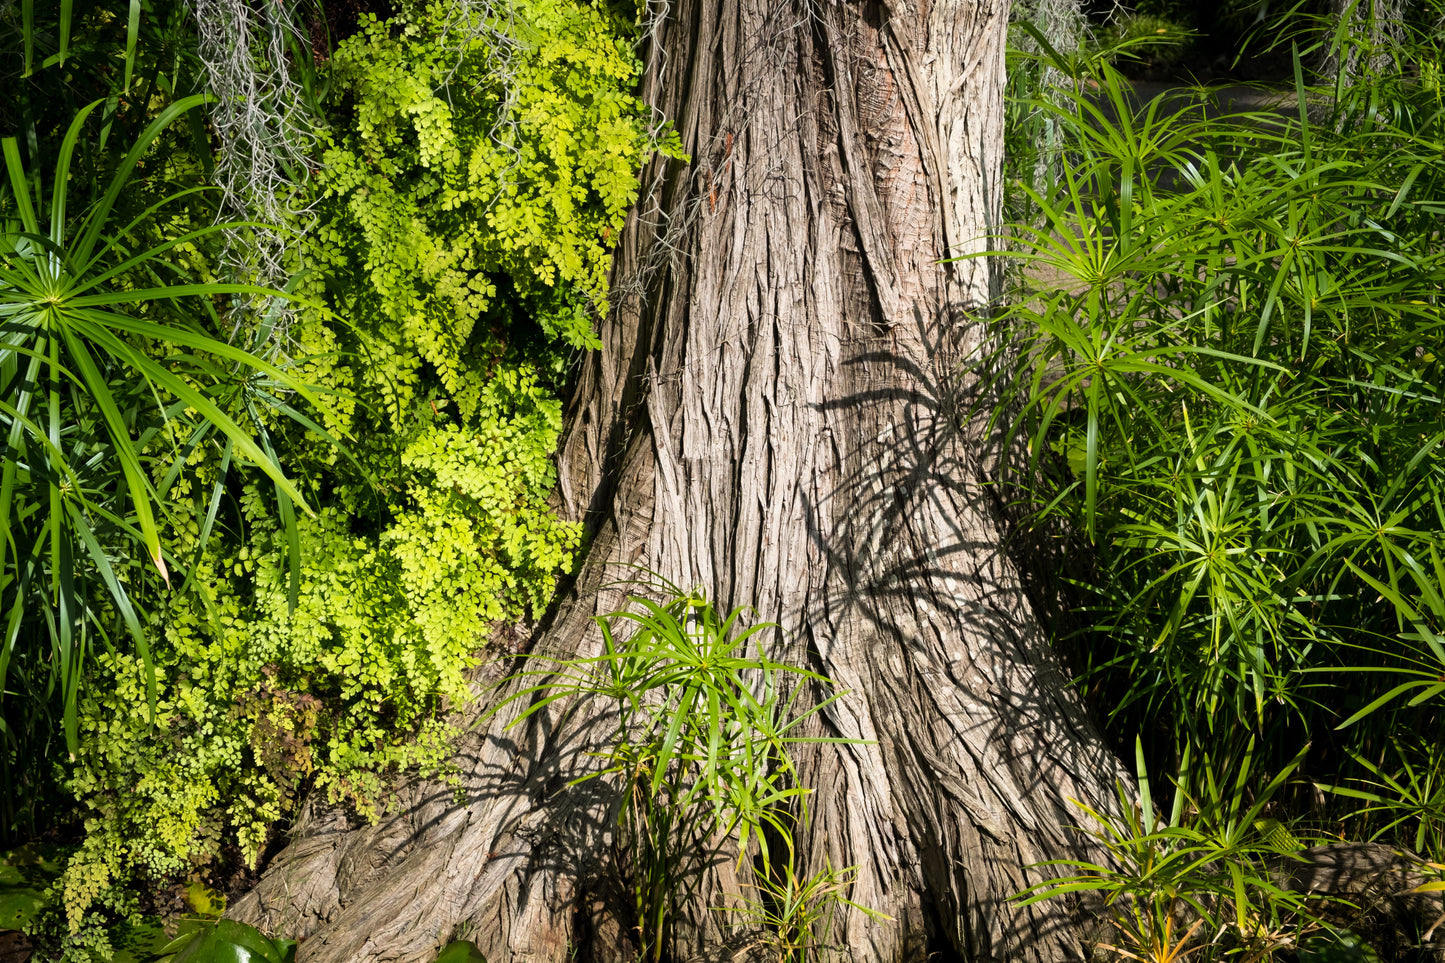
left=1279, top=844, right=1445, bottom=963
left=231, top=0, right=1131, bottom=959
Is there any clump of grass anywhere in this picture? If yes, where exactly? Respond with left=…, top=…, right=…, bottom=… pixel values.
left=496, top=577, right=879, bottom=961
left=991, top=12, right=1445, bottom=958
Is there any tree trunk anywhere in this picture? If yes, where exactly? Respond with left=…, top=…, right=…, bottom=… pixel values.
left=1322, top=0, right=1407, bottom=81
left=231, top=0, right=1130, bottom=959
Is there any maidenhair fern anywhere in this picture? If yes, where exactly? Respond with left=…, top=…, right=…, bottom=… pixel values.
left=54, top=0, right=675, bottom=931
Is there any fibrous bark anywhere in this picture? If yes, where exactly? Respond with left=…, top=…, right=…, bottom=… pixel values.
left=1322, top=0, right=1407, bottom=82
left=1279, top=844, right=1445, bottom=963
left=232, top=0, right=1130, bottom=959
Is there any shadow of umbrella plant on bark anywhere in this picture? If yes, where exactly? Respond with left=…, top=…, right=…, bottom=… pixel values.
left=493, top=583, right=886, bottom=961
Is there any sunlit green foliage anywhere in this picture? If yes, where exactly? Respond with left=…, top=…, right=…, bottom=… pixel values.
left=498, top=582, right=876, bottom=961
left=305, top=0, right=681, bottom=425
left=992, top=27, right=1445, bottom=754
left=0, top=95, right=328, bottom=761
left=4, top=0, right=674, bottom=933
left=997, top=11, right=1445, bottom=960
left=1018, top=740, right=1326, bottom=963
